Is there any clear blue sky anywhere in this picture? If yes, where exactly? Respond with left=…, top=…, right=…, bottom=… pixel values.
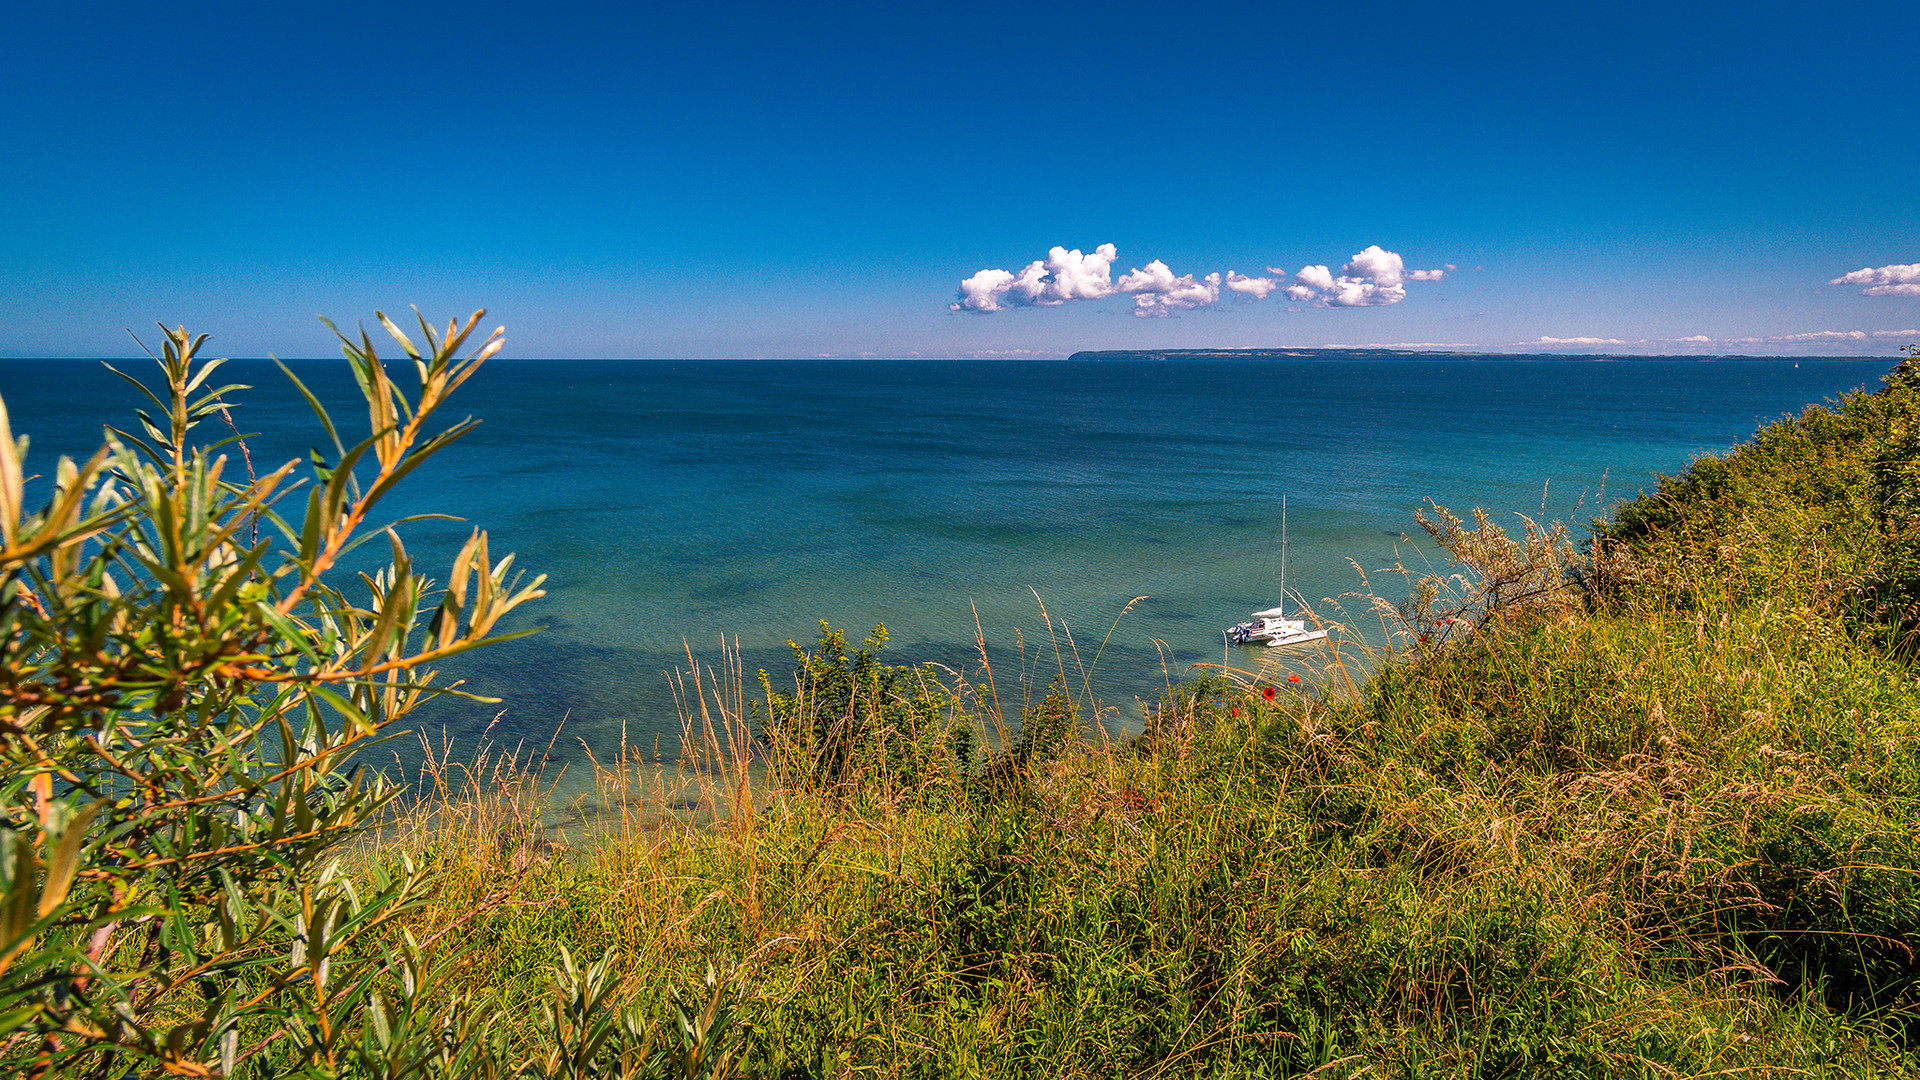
left=3, top=1, right=1916, bottom=358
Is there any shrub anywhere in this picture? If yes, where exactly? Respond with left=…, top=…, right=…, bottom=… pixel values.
left=756, top=622, right=971, bottom=802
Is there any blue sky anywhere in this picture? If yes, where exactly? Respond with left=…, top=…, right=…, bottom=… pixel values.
left=3, top=1, right=1916, bottom=358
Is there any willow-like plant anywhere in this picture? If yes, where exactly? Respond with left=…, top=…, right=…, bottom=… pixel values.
left=0, top=311, right=549, bottom=1076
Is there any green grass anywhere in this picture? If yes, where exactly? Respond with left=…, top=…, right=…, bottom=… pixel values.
left=356, top=365, right=1920, bottom=1078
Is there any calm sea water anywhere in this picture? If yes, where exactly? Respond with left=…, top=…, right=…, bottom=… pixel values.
left=3, top=355, right=1895, bottom=771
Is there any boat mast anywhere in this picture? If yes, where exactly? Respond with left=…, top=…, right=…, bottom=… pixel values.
left=1279, top=495, right=1287, bottom=618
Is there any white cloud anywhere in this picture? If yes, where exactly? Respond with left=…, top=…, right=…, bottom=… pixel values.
left=1520, top=329, right=1920, bottom=354
left=1830, top=262, right=1920, bottom=296
left=1224, top=271, right=1281, bottom=299
left=1343, top=245, right=1403, bottom=288
left=1294, top=264, right=1335, bottom=291
left=1117, top=262, right=1221, bottom=317
left=1113, top=260, right=1180, bottom=296
left=1282, top=247, right=1447, bottom=307
left=1039, top=243, right=1120, bottom=302
left=1323, top=276, right=1405, bottom=308
left=1006, top=261, right=1052, bottom=304
left=1765, top=329, right=1920, bottom=343
left=952, top=249, right=1228, bottom=319
left=954, top=268, right=1018, bottom=312
left=951, top=244, right=1119, bottom=312
left=955, top=242, right=1445, bottom=315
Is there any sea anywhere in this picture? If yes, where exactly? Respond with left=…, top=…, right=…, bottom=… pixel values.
left=2, top=353, right=1897, bottom=778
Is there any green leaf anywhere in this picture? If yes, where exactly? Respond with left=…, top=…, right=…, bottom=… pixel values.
left=181, top=354, right=231, bottom=396
left=39, top=802, right=101, bottom=918
left=375, top=311, right=421, bottom=361
left=275, top=357, right=345, bottom=459
left=101, top=361, right=172, bottom=416
left=310, top=685, right=374, bottom=738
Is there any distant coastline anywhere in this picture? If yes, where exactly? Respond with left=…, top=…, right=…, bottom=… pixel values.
left=1065, top=347, right=1871, bottom=363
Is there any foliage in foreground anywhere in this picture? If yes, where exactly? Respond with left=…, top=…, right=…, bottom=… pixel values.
left=7, top=332, right=1920, bottom=1078
left=0, top=315, right=749, bottom=1078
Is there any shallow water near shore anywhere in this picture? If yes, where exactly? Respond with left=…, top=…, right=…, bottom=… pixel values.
left=4, top=353, right=1894, bottom=784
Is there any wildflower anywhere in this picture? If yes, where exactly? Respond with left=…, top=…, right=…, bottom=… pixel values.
left=1230, top=706, right=1239, bottom=717
left=1262, top=686, right=1276, bottom=701
left=1287, top=673, right=1301, bottom=684
left=1419, top=634, right=1430, bottom=644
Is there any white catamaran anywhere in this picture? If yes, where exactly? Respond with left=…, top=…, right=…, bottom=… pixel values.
left=1226, top=497, right=1329, bottom=648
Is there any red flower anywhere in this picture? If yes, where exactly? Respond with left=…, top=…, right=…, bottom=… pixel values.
left=1287, top=673, right=1301, bottom=683
left=1262, top=686, right=1276, bottom=701
left=1230, top=706, right=1239, bottom=717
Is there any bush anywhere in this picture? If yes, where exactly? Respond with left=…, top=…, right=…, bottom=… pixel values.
left=756, top=622, right=970, bottom=802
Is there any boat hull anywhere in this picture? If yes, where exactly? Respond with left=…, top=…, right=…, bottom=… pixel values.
left=1226, top=619, right=1328, bottom=648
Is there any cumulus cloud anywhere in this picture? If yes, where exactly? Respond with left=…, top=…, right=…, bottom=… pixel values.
left=1117, top=261, right=1222, bottom=317
left=950, top=244, right=1227, bottom=318
left=1324, top=277, right=1404, bottom=307
left=1224, top=271, right=1281, bottom=299
left=1283, top=246, right=1449, bottom=307
left=1830, top=263, right=1920, bottom=297
left=1325, top=246, right=1405, bottom=306
left=952, top=244, right=1119, bottom=312
left=954, top=243, right=1445, bottom=316
left=1039, top=243, right=1121, bottom=302
left=1344, top=245, right=1403, bottom=288
left=955, top=268, right=1019, bottom=313
left=1294, top=264, right=1335, bottom=291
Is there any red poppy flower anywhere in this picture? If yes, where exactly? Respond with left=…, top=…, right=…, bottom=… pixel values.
left=1419, top=634, right=1430, bottom=643
left=1230, top=706, right=1239, bottom=717
left=1262, top=686, right=1276, bottom=701
left=1287, top=673, right=1301, bottom=683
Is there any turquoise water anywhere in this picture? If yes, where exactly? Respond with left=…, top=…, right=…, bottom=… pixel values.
left=3, top=354, right=1895, bottom=767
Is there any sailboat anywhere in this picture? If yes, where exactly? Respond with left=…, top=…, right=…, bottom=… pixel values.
left=1226, top=496, right=1329, bottom=648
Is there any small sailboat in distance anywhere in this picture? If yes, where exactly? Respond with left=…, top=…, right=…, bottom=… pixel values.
left=1226, top=496, right=1329, bottom=648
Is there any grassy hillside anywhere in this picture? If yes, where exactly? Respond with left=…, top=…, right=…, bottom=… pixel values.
left=374, top=356, right=1920, bottom=1077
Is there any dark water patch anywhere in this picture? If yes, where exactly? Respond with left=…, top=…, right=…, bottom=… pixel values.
left=689, top=575, right=774, bottom=603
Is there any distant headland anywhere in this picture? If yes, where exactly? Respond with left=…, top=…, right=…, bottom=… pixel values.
left=1064, top=347, right=1864, bottom=362
left=1067, top=347, right=1480, bottom=362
